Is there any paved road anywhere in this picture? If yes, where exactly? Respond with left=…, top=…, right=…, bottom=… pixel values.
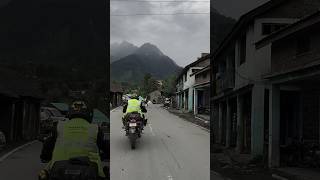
left=0, top=141, right=45, bottom=180
left=110, top=104, right=210, bottom=180
left=211, top=171, right=226, bottom=180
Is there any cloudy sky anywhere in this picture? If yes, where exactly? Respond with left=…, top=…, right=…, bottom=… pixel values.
left=0, top=0, right=268, bottom=67
left=110, top=0, right=269, bottom=66
left=110, top=0, right=210, bottom=67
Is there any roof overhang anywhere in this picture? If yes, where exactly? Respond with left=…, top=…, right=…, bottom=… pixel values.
left=256, top=11, right=320, bottom=49
left=213, top=0, right=287, bottom=58
left=176, top=54, right=211, bottom=81
left=190, top=65, right=210, bottom=77
left=263, top=60, right=320, bottom=84
left=194, top=82, right=210, bottom=89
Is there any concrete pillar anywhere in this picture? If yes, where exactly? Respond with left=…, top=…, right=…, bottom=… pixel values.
left=218, top=102, right=223, bottom=144
left=181, top=93, right=183, bottom=109
left=237, top=95, right=244, bottom=153
left=183, top=91, right=185, bottom=110
left=194, top=89, right=198, bottom=115
left=269, top=84, right=280, bottom=167
left=176, top=94, right=179, bottom=109
left=226, top=99, right=232, bottom=147
left=251, top=85, right=265, bottom=156
left=10, top=102, right=16, bottom=141
left=180, top=93, right=182, bottom=109
left=188, top=88, right=193, bottom=112
left=22, top=101, right=27, bottom=139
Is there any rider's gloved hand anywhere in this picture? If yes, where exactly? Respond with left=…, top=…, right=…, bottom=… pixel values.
left=38, top=169, right=49, bottom=180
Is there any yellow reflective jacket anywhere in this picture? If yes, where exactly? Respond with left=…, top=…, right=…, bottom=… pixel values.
left=47, top=118, right=105, bottom=177
left=125, top=99, right=141, bottom=114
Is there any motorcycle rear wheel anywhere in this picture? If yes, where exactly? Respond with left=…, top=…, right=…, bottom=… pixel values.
left=131, top=140, right=136, bottom=149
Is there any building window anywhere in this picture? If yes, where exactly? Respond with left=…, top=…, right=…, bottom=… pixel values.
left=184, top=73, right=187, bottom=82
left=202, top=72, right=207, bottom=79
left=262, top=23, right=288, bottom=35
left=239, top=34, right=246, bottom=65
left=296, top=36, right=310, bottom=55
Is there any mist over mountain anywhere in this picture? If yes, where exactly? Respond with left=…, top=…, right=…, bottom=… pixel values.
left=110, top=41, right=138, bottom=63
left=111, top=42, right=182, bottom=83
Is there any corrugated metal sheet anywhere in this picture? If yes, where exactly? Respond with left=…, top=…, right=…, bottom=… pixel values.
left=50, top=103, right=69, bottom=112
left=92, top=109, right=109, bottom=124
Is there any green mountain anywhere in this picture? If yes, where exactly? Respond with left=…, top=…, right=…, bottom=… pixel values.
left=110, top=41, right=138, bottom=63
left=111, top=43, right=182, bottom=83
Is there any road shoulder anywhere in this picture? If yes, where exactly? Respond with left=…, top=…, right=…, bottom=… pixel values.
left=0, top=140, right=37, bottom=162
left=165, top=107, right=210, bottom=131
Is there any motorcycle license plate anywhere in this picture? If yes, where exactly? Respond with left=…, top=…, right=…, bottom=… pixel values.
left=129, top=123, right=137, bottom=127
left=65, top=169, right=81, bottom=175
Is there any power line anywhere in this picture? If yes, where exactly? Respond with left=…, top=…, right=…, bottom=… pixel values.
left=110, top=12, right=210, bottom=16
left=111, top=0, right=210, bottom=2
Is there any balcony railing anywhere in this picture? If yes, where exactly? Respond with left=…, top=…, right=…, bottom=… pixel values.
left=216, top=70, right=235, bottom=94
left=176, top=84, right=183, bottom=92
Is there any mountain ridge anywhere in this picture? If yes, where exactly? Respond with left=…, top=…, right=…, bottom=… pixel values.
left=111, top=42, right=182, bottom=83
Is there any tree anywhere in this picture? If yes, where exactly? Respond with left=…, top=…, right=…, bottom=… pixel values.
left=140, top=73, right=158, bottom=97
left=163, top=75, right=177, bottom=97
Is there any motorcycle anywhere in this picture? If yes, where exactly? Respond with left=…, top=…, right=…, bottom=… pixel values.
left=125, top=112, right=143, bottom=149
left=38, top=156, right=107, bottom=180
left=163, top=98, right=170, bottom=108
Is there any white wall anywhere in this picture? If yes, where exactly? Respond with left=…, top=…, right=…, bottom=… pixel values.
left=183, top=67, right=202, bottom=90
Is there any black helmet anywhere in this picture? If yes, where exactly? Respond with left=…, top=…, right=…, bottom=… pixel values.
left=68, top=100, right=93, bottom=123
left=131, top=93, right=139, bottom=100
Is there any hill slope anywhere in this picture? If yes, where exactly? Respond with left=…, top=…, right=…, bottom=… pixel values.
left=110, top=41, right=138, bottom=63
left=111, top=43, right=181, bottom=83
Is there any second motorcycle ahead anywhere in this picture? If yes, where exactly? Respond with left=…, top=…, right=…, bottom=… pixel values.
left=124, top=112, right=145, bottom=149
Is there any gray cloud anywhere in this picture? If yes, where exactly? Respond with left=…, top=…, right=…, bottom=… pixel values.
left=111, top=1, right=210, bottom=66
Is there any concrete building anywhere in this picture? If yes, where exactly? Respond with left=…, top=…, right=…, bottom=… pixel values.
left=50, top=102, right=69, bottom=115
left=211, top=0, right=320, bottom=167
left=176, top=53, right=210, bottom=112
left=256, top=11, right=320, bottom=168
left=191, top=65, right=210, bottom=116
left=0, top=67, right=43, bottom=143
left=110, top=82, right=123, bottom=108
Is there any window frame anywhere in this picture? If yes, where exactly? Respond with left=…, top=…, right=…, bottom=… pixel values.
left=296, top=35, right=310, bottom=55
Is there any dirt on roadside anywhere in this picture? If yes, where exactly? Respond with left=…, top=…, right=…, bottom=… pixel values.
left=166, top=108, right=210, bottom=130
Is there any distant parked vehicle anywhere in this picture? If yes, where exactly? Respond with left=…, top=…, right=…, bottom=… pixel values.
left=164, top=98, right=170, bottom=108
left=0, top=131, right=6, bottom=150
left=39, top=107, right=67, bottom=141
left=41, top=107, right=66, bottom=122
